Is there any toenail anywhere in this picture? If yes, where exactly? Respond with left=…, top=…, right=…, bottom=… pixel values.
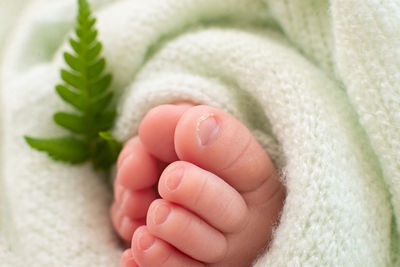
left=138, top=232, right=155, bottom=251
left=196, top=113, right=219, bottom=146
left=166, top=168, right=183, bottom=191
left=153, top=204, right=171, bottom=225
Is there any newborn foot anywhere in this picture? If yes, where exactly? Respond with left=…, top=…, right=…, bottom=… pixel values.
left=112, top=104, right=285, bottom=267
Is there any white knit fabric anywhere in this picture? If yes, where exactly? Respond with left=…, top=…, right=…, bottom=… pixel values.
left=0, top=0, right=399, bottom=266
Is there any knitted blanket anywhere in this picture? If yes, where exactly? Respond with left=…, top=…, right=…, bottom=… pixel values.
left=1, top=0, right=399, bottom=266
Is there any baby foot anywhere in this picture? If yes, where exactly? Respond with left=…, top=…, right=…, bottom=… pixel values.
left=112, top=104, right=285, bottom=267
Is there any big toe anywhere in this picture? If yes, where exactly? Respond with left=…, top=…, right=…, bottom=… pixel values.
left=174, top=105, right=282, bottom=203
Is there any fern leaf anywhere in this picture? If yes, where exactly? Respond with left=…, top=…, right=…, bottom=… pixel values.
left=25, top=0, right=120, bottom=174
left=94, top=110, right=116, bottom=132
left=69, top=38, right=81, bottom=54
left=97, top=131, right=123, bottom=168
left=75, top=28, right=85, bottom=40
left=91, top=74, right=112, bottom=96
left=25, top=136, right=89, bottom=163
left=55, top=85, right=85, bottom=110
left=61, top=69, right=85, bottom=90
left=99, top=131, right=122, bottom=159
left=91, top=139, right=114, bottom=170
left=86, top=42, right=102, bottom=61
left=88, top=58, right=105, bottom=79
left=88, top=18, right=96, bottom=28
left=92, top=92, right=113, bottom=114
left=85, top=29, right=98, bottom=44
left=53, top=112, right=86, bottom=133
left=64, top=52, right=83, bottom=72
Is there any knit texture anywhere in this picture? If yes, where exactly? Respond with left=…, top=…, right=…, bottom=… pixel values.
left=0, top=0, right=399, bottom=266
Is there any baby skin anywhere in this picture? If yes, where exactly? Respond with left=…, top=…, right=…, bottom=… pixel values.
left=111, top=103, right=285, bottom=267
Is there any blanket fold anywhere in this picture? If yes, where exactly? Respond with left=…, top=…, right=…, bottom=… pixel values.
left=1, top=0, right=399, bottom=266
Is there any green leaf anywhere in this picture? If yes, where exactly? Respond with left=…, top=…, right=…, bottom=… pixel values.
left=92, top=92, right=113, bottom=113
left=25, top=0, right=119, bottom=176
left=90, top=74, right=111, bottom=96
left=88, top=58, right=105, bottom=79
left=24, top=136, right=89, bottom=163
left=69, top=38, right=81, bottom=54
left=61, top=69, right=85, bottom=90
left=78, top=0, right=90, bottom=14
left=86, top=42, right=102, bottom=62
left=75, top=28, right=85, bottom=40
left=99, top=131, right=119, bottom=143
left=64, top=52, right=83, bottom=72
left=99, top=131, right=123, bottom=159
left=84, top=29, right=98, bottom=44
left=91, top=139, right=114, bottom=170
left=78, top=14, right=95, bottom=27
left=94, top=110, right=116, bottom=131
left=88, top=18, right=96, bottom=28
left=55, top=85, right=85, bottom=110
left=54, top=112, right=86, bottom=133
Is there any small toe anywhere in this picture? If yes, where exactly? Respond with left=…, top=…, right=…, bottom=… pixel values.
left=158, top=161, right=248, bottom=233
left=121, top=249, right=139, bottom=267
left=112, top=137, right=159, bottom=242
left=139, top=104, right=193, bottom=163
left=110, top=202, right=146, bottom=242
left=117, top=187, right=157, bottom=219
left=116, top=137, right=159, bottom=191
left=146, top=199, right=227, bottom=263
left=132, top=226, right=205, bottom=267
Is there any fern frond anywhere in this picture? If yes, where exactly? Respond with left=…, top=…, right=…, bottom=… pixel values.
left=53, top=112, right=86, bottom=133
left=24, top=136, right=90, bottom=164
left=25, top=0, right=122, bottom=174
left=55, top=85, right=85, bottom=110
